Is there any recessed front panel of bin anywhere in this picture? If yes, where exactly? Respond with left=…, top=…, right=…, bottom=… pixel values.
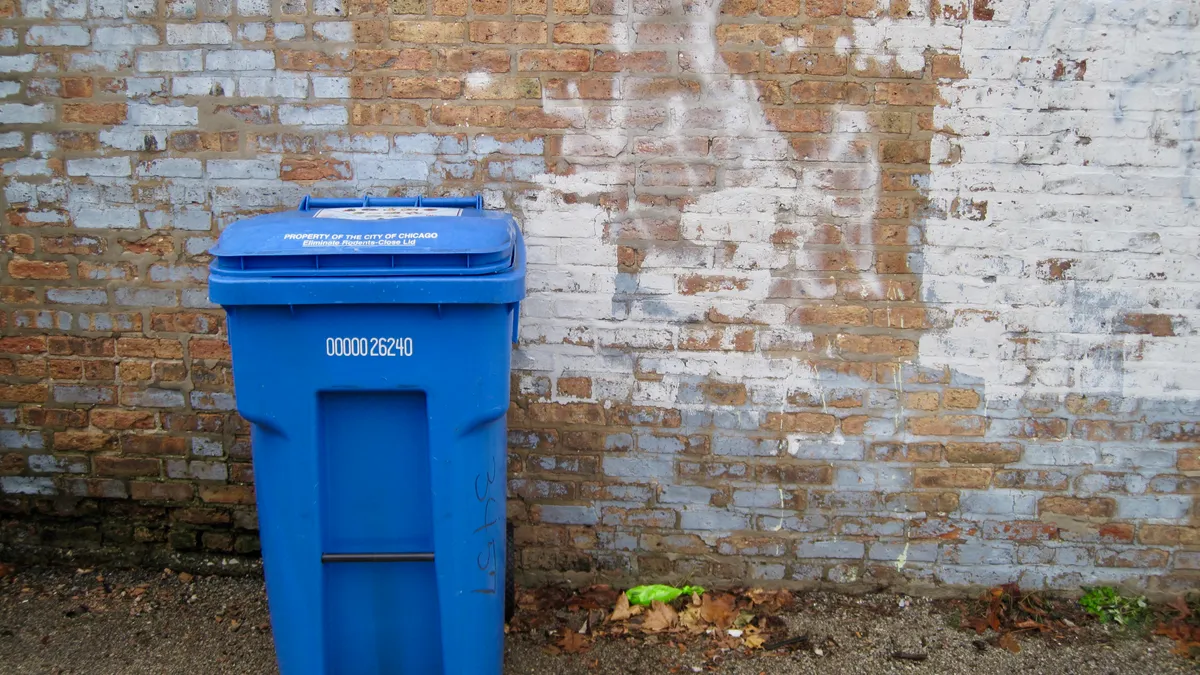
left=209, top=196, right=524, bottom=675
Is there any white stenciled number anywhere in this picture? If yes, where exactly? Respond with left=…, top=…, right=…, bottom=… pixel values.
left=326, top=337, right=413, bottom=357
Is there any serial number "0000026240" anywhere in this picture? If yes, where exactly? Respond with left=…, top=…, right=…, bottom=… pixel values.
left=325, top=337, right=414, bottom=357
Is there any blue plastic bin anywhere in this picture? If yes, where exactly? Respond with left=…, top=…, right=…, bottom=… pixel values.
left=208, top=195, right=525, bottom=674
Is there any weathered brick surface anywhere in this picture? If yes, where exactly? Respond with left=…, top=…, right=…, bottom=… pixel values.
left=0, top=0, right=1198, bottom=592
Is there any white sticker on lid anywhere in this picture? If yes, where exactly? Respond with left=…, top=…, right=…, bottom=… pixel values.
left=313, top=207, right=462, bottom=220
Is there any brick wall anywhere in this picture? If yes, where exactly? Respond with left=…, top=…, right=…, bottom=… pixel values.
left=1, top=0, right=1198, bottom=592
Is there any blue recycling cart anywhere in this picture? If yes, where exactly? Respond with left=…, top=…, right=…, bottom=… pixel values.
left=208, top=195, right=525, bottom=674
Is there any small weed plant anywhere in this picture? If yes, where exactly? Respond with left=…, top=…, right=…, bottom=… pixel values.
left=1080, top=587, right=1149, bottom=627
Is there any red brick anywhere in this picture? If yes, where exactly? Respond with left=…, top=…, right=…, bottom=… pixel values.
left=91, top=409, right=156, bottom=430
left=95, top=456, right=160, bottom=478
left=52, top=431, right=114, bottom=452
left=0, top=337, right=47, bottom=355
left=200, top=484, right=256, bottom=504
left=8, top=259, right=69, bottom=280
left=131, top=481, right=195, bottom=502
left=121, top=435, right=188, bottom=456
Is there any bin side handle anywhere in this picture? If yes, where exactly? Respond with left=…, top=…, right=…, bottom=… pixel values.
left=322, top=553, right=434, bottom=563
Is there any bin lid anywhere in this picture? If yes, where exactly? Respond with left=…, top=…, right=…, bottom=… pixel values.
left=209, top=195, right=516, bottom=277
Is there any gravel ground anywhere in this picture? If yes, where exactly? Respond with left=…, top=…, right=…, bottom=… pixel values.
left=0, top=566, right=1192, bottom=674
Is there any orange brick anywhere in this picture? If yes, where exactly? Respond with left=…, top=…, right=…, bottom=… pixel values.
left=517, top=49, right=591, bottom=72
left=442, top=48, right=511, bottom=73
left=765, top=109, right=831, bottom=132
left=551, top=22, right=611, bottom=44
left=555, top=376, right=592, bottom=398
left=61, top=102, right=126, bottom=124
left=1039, top=496, right=1116, bottom=519
left=390, top=21, right=467, bottom=43
left=280, top=156, right=353, bottom=181
left=350, top=102, right=427, bottom=126
left=432, top=0, right=466, bottom=14
left=352, top=48, right=433, bottom=71
left=553, top=0, right=588, bottom=12
left=387, top=76, right=462, bottom=98
left=944, top=442, right=1022, bottom=464
left=914, top=467, right=992, bottom=489
left=431, top=104, right=508, bottom=127
left=760, top=0, right=800, bottom=15
left=763, top=412, right=836, bottom=434
left=471, top=21, right=547, bottom=44
left=908, top=415, right=986, bottom=437
left=1139, top=525, right=1200, bottom=547
left=61, top=77, right=93, bottom=98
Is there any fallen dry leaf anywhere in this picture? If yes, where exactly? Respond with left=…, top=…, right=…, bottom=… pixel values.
left=678, top=607, right=707, bottom=634
left=699, top=593, right=737, bottom=629
left=609, top=592, right=643, bottom=622
left=997, top=632, right=1020, bottom=654
left=642, top=600, right=678, bottom=633
left=558, top=631, right=591, bottom=654
left=744, top=634, right=765, bottom=649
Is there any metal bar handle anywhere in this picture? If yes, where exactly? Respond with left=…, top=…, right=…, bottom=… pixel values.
left=321, top=552, right=434, bottom=563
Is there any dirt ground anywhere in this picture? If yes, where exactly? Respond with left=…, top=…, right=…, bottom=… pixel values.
left=0, top=566, right=1193, bottom=675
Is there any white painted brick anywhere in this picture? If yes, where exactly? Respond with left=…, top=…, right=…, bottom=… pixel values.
left=54, top=0, right=88, bottom=18
left=236, top=0, right=268, bottom=15
left=238, top=75, right=308, bottom=98
left=73, top=207, right=141, bottom=229
left=89, top=0, right=124, bottom=17
left=205, top=49, right=274, bottom=71
left=0, top=132, right=23, bottom=150
left=19, top=0, right=51, bottom=19
left=99, top=128, right=168, bottom=152
left=168, top=0, right=196, bottom=16
left=136, top=158, right=202, bottom=178
left=313, top=0, right=344, bottom=15
left=207, top=158, right=279, bottom=180
left=273, top=23, right=305, bottom=41
left=26, top=26, right=89, bottom=46
left=128, top=103, right=199, bottom=126
left=138, top=50, right=203, bottom=72
left=278, top=104, right=347, bottom=126
left=94, top=27, right=159, bottom=48
left=0, top=28, right=16, bottom=48
left=127, top=0, right=157, bottom=16
left=67, top=158, right=131, bottom=177
left=166, top=23, right=232, bottom=45
left=313, top=21, right=353, bottom=42
left=239, top=22, right=268, bottom=41
left=172, top=76, right=235, bottom=97
left=352, top=157, right=429, bottom=181
left=0, top=104, right=52, bottom=124
left=0, top=82, right=20, bottom=98
left=311, top=76, right=350, bottom=99
left=0, top=55, right=37, bottom=74
left=2, top=159, right=52, bottom=177
left=145, top=210, right=212, bottom=230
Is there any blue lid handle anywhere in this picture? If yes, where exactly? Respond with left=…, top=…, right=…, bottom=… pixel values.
left=298, top=195, right=484, bottom=212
